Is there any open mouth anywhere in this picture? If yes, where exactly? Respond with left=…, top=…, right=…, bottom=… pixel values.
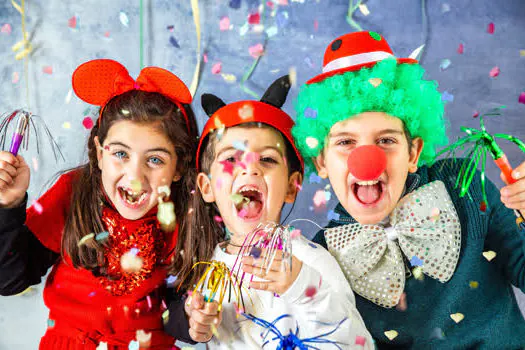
left=351, top=180, right=385, bottom=206
left=234, top=185, right=264, bottom=220
left=117, top=186, right=148, bottom=207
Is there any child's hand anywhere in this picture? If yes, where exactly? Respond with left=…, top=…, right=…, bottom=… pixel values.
left=500, top=161, right=525, bottom=218
left=184, top=291, right=222, bottom=343
left=0, top=151, right=30, bottom=208
left=241, top=249, right=303, bottom=295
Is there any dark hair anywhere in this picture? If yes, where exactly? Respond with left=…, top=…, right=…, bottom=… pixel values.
left=189, top=122, right=303, bottom=248
left=62, top=90, right=216, bottom=289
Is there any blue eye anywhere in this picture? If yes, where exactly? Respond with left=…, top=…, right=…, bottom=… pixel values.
left=113, top=151, right=128, bottom=159
left=149, top=156, right=164, bottom=165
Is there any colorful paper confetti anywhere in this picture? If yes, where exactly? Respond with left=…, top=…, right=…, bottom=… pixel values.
left=489, top=66, right=500, bottom=77
left=68, top=16, right=78, bottom=29
left=304, top=107, right=318, bottom=119
left=119, top=11, right=129, bottom=27
left=238, top=103, right=254, bottom=119
left=327, top=210, right=340, bottom=221
left=440, top=59, right=451, bottom=71
left=457, top=43, right=464, bottom=54
left=369, top=77, right=382, bottom=87
left=82, top=116, right=94, bottom=130
left=410, top=255, right=424, bottom=267
left=12, top=71, right=19, bottom=83
left=31, top=200, right=43, bottom=214
left=469, top=281, right=479, bottom=289
left=169, top=36, right=180, bottom=48
left=355, top=335, right=367, bottom=346
left=42, top=66, right=53, bottom=74
left=247, top=12, right=260, bottom=24
left=441, top=91, right=454, bottom=103
left=450, top=313, right=464, bottom=323
left=313, top=189, right=327, bottom=207
left=482, top=250, right=496, bottom=261
left=518, top=92, right=525, bottom=104
left=384, top=330, right=399, bottom=341
left=212, top=62, right=222, bottom=74
left=249, top=43, right=264, bottom=58
left=304, top=286, right=317, bottom=298
left=219, top=160, right=234, bottom=175
left=1, top=23, right=12, bottom=34
left=305, top=137, right=319, bottom=149
left=309, top=172, right=322, bottom=184
left=487, top=22, right=495, bottom=34
left=219, top=16, right=231, bottom=31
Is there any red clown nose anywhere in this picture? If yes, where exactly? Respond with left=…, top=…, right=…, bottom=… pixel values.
left=347, top=145, right=387, bottom=180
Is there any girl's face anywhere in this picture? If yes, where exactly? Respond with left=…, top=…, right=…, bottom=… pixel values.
left=197, top=126, right=301, bottom=240
left=315, top=112, right=423, bottom=225
left=95, top=120, right=181, bottom=220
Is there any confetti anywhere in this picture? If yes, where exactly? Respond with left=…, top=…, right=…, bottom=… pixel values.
left=289, top=66, right=297, bottom=87
left=520, top=50, right=525, bottom=57
left=68, top=16, right=77, bottom=29
left=121, top=250, right=144, bottom=273
left=119, top=11, right=129, bottom=27
left=304, top=107, right=318, bottom=119
left=450, top=313, right=464, bottom=323
left=65, top=89, right=73, bottom=104
left=77, top=233, right=95, bottom=247
left=82, top=116, right=94, bottom=130
left=239, top=22, right=249, bottom=36
left=355, top=335, right=367, bottom=346
left=250, top=246, right=262, bottom=258
left=95, top=231, right=109, bottom=242
left=290, top=229, right=301, bottom=239
left=233, top=140, right=247, bottom=151
left=169, top=36, right=180, bottom=48
left=211, top=62, right=222, bottom=75
left=412, top=266, right=424, bottom=280
left=244, top=152, right=260, bottom=164
left=238, top=103, right=254, bottom=119
left=230, top=193, right=246, bottom=205
left=309, top=172, right=321, bottom=184
left=104, top=31, right=110, bottom=38
left=518, top=92, right=525, bottom=105
left=472, top=110, right=480, bottom=118
left=158, top=200, right=176, bottom=232
left=1, top=23, right=12, bottom=34
left=430, top=327, right=445, bottom=340
left=276, top=10, right=289, bottom=29
left=305, top=137, right=319, bottom=149
left=32, top=157, right=38, bottom=171
left=214, top=215, right=223, bottom=223
left=229, top=0, right=241, bottom=9
left=457, top=43, right=464, bottom=54
left=136, top=330, right=152, bottom=348
left=42, top=66, right=53, bottom=74
left=469, top=281, right=479, bottom=289
left=489, top=66, right=500, bottom=78
left=441, top=91, right=454, bottom=103
left=482, top=250, right=496, bottom=261
left=369, top=78, right=382, bottom=87
left=327, top=210, right=340, bottom=221
left=12, top=71, right=19, bottom=83
left=247, top=12, right=260, bottom=24
left=219, top=16, right=231, bottom=31
left=384, top=330, right=398, bottom=341
left=410, top=255, right=423, bottom=267
left=31, top=200, right=43, bottom=214
left=221, top=73, right=237, bottom=83
left=130, top=179, right=142, bottom=192
left=440, top=59, right=451, bottom=71
left=62, top=122, right=71, bottom=129
left=358, top=3, right=370, bottom=16
left=487, top=22, right=495, bottom=34
left=313, top=189, right=327, bottom=207
left=396, top=292, right=407, bottom=311
left=166, top=25, right=174, bottom=31
left=479, top=200, right=487, bottom=212
left=266, top=26, right=278, bottom=37
left=249, top=43, right=264, bottom=58
left=304, top=286, right=317, bottom=298
left=166, top=275, right=178, bottom=286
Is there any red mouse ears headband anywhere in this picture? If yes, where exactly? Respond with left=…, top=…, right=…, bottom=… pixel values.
left=196, top=75, right=304, bottom=173
left=72, top=59, right=192, bottom=129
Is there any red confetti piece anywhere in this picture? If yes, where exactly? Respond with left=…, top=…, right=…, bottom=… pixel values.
left=480, top=201, right=487, bottom=212
left=42, top=66, right=53, bottom=74
left=68, top=16, right=77, bottom=29
left=249, top=43, right=264, bottom=58
left=82, top=116, right=94, bottom=129
left=473, top=110, right=479, bottom=118
left=247, top=12, right=261, bottom=24
left=304, top=286, right=317, bottom=298
left=266, top=1, right=274, bottom=9
left=457, top=43, right=464, bottom=54
left=519, top=92, right=525, bottom=104
left=1, top=23, right=12, bottom=34
left=212, top=62, right=222, bottom=74
left=355, top=335, right=367, bottom=346
left=489, top=66, right=500, bottom=77
left=487, top=22, right=495, bottom=34
left=32, top=200, right=43, bottom=214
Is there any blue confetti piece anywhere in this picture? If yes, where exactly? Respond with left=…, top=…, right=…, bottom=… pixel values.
left=441, top=91, right=454, bottom=103
left=130, top=248, right=140, bottom=255
left=88, top=291, right=96, bottom=297
left=327, top=210, right=340, bottom=221
left=308, top=242, right=318, bottom=249
left=250, top=246, right=262, bottom=258
left=410, top=255, right=424, bottom=267
left=266, top=26, right=278, bottom=38
left=324, top=191, right=332, bottom=201
left=47, top=319, right=55, bottom=328
left=304, top=107, right=318, bottom=119
left=440, top=59, right=451, bottom=71
left=95, top=231, right=109, bottom=242
left=166, top=275, right=178, bottom=285
left=229, top=0, right=241, bottom=9
left=128, top=340, right=139, bottom=350
left=233, top=140, right=247, bottom=151
left=169, top=36, right=180, bottom=48
left=309, top=172, right=322, bottom=184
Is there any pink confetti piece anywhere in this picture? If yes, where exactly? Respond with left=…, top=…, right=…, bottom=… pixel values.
left=68, top=16, right=77, bottom=29
left=278, top=0, right=289, bottom=5
left=32, top=157, right=39, bottom=171
left=82, top=116, right=94, bottom=130
left=1, top=23, right=12, bottom=34
left=104, top=31, right=110, bottom=38
left=12, top=71, right=19, bottom=84
left=313, top=189, right=327, bottom=207
left=244, top=151, right=260, bottom=164
left=290, top=229, right=301, bottom=239
left=214, top=215, right=223, bottom=223
left=211, top=62, right=222, bottom=75
left=32, top=200, right=43, bottom=214
left=457, top=43, right=464, bottom=54
left=314, top=19, right=318, bottom=31
left=487, top=22, right=495, bottom=34
left=42, top=66, right=53, bottom=75
left=518, top=92, right=525, bottom=104
left=266, top=1, right=274, bottom=9
left=203, top=53, right=208, bottom=63
left=249, top=43, right=264, bottom=58
left=355, top=336, right=367, bottom=346
left=304, top=286, right=317, bottom=298
left=489, top=66, right=500, bottom=78
left=219, top=16, right=230, bottom=31
left=396, top=292, right=407, bottom=311
left=247, top=12, right=260, bottom=24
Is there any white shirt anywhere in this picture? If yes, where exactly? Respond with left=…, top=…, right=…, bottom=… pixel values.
left=207, top=236, right=373, bottom=349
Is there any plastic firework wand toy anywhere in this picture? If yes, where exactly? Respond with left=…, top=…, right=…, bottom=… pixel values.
left=434, top=106, right=525, bottom=229
left=0, top=109, right=63, bottom=160
left=242, top=313, right=348, bottom=350
left=231, top=222, right=294, bottom=289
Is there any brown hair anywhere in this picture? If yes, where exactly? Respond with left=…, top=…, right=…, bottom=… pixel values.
left=188, top=123, right=303, bottom=252
left=61, top=90, right=216, bottom=289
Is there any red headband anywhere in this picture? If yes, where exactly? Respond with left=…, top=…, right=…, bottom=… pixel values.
left=72, top=59, right=192, bottom=130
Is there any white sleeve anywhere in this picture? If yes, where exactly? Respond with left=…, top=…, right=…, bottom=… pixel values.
left=280, top=237, right=374, bottom=350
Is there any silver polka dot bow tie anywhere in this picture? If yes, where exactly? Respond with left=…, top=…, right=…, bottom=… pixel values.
left=325, top=181, right=461, bottom=308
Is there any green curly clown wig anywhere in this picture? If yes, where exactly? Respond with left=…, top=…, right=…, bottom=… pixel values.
left=292, top=58, right=448, bottom=174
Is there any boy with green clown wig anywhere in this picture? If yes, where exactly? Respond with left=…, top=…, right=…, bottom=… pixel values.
left=292, top=31, right=525, bottom=348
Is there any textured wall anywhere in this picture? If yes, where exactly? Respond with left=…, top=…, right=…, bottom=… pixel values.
left=1, top=0, right=524, bottom=348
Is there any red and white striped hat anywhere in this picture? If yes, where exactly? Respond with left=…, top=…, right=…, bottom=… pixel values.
left=307, top=31, right=418, bottom=85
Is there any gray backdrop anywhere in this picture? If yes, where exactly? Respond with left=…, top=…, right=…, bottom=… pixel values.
left=1, top=0, right=524, bottom=348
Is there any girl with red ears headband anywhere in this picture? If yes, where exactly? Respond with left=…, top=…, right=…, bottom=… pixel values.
left=0, top=59, right=221, bottom=349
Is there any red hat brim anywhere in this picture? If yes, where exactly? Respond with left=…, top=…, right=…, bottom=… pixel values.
left=306, top=57, right=418, bottom=85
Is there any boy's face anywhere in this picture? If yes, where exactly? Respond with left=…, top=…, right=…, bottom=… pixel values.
left=198, top=126, right=302, bottom=238
left=95, top=120, right=181, bottom=220
left=314, top=112, right=423, bottom=224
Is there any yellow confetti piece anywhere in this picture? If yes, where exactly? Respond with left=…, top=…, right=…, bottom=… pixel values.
left=162, top=309, right=170, bottom=323
left=120, top=251, right=144, bottom=273
left=289, top=66, right=297, bottom=87
left=358, top=3, right=370, bottom=16
left=230, top=193, right=247, bottom=205
left=384, top=330, right=398, bottom=340
left=369, top=78, right=382, bottom=87
left=15, top=286, right=33, bottom=296
left=157, top=200, right=176, bottom=232
left=469, top=281, right=479, bottom=289
left=131, top=179, right=142, bottom=192
left=221, top=73, right=237, bottom=83
left=62, top=122, right=71, bottom=129
left=520, top=50, right=525, bottom=57
left=136, top=330, right=152, bottom=348
left=238, top=103, right=254, bottom=120
left=482, top=250, right=496, bottom=261
left=121, top=109, right=130, bottom=115
left=77, top=233, right=95, bottom=247
left=450, top=313, right=464, bottom=323
left=305, top=136, right=319, bottom=149
left=412, top=266, right=424, bottom=281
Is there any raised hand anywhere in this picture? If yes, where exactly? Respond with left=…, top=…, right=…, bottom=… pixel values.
left=0, top=151, right=30, bottom=208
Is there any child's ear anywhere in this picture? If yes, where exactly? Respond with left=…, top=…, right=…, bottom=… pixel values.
left=197, top=172, right=215, bottom=203
left=408, top=137, right=424, bottom=173
left=312, top=154, right=328, bottom=179
left=94, top=136, right=103, bottom=170
left=285, top=171, right=303, bottom=203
